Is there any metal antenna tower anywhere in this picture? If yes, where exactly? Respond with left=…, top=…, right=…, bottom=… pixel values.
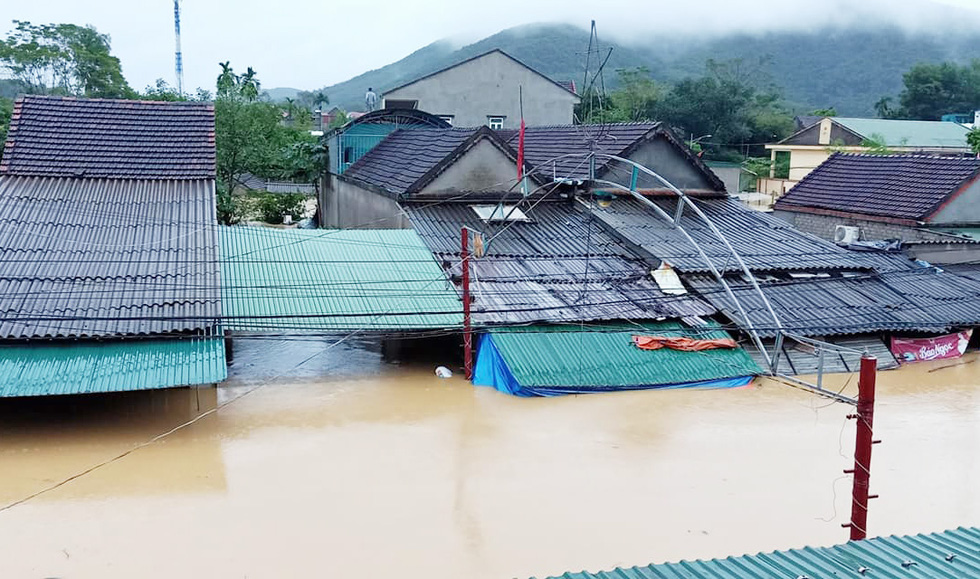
left=173, top=0, right=184, bottom=95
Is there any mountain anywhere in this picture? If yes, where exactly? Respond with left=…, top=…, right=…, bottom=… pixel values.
left=289, top=23, right=980, bottom=117
left=262, top=86, right=302, bottom=102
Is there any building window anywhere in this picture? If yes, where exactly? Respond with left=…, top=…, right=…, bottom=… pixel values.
left=487, top=116, right=505, bottom=130
left=438, top=115, right=454, bottom=126
left=471, top=204, right=529, bottom=222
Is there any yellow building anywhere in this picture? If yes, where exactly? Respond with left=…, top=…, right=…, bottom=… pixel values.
left=758, top=117, right=973, bottom=196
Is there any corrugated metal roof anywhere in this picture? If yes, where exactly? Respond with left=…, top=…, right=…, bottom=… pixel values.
left=592, top=196, right=876, bottom=273
left=744, top=336, right=899, bottom=376
left=775, top=154, right=980, bottom=221
left=534, top=526, right=980, bottom=579
left=685, top=267, right=980, bottom=338
left=834, top=117, right=971, bottom=149
left=405, top=201, right=715, bottom=325
left=1, top=95, right=215, bottom=179
left=0, top=176, right=220, bottom=339
left=219, top=226, right=463, bottom=331
left=489, top=321, right=761, bottom=389
left=0, top=337, right=226, bottom=397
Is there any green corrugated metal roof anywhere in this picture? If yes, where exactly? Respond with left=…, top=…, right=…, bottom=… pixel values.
left=0, top=338, right=226, bottom=397
left=535, top=526, right=980, bottom=578
left=219, top=226, right=463, bottom=332
left=834, top=117, right=970, bottom=149
left=489, top=321, right=761, bottom=388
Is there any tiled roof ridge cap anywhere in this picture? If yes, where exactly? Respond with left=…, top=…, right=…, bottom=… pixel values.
left=18, top=94, right=214, bottom=107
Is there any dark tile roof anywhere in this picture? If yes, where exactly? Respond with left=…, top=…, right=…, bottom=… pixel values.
left=592, top=196, right=874, bottom=273
left=685, top=267, right=980, bottom=337
left=404, top=200, right=715, bottom=325
left=342, top=127, right=511, bottom=196
left=0, top=176, right=220, bottom=339
left=775, top=153, right=980, bottom=222
left=504, top=122, right=657, bottom=180
left=0, top=95, right=215, bottom=179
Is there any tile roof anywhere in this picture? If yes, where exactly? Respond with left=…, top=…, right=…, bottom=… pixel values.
left=342, top=127, right=511, bottom=195
left=774, top=153, right=980, bottom=221
left=0, top=337, right=226, bottom=397
left=593, top=196, right=873, bottom=273
left=219, top=226, right=462, bottom=332
left=833, top=117, right=971, bottom=149
left=501, top=123, right=725, bottom=189
left=404, top=200, right=716, bottom=325
left=534, top=526, right=980, bottom=579
left=0, top=95, right=215, bottom=179
left=684, top=267, right=980, bottom=337
left=343, top=122, right=724, bottom=195
left=484, top=321, right=761, bottom=394
left=0, top=176, right=220, bottom=339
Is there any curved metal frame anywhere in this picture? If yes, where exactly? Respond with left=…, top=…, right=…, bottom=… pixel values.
left=509, top=151, right=784, bottom=371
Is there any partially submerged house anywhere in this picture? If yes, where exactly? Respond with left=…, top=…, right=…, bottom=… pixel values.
left=773, top=153, right=980, bottom=263
left=0, top=95, right=225, bottom=397
left=759, top=117, right=973, bottom=195
left=380, top=49, right=580, bottom=128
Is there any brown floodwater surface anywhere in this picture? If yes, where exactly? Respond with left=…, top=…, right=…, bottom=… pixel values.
left=0, top=340, right=978, bottom=579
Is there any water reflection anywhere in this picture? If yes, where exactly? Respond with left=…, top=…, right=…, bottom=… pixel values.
left=0, top=343, right=976, bottom=579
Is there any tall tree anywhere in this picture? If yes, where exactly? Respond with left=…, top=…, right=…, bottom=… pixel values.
left=0, top=96, right=12, bottom=146
left=892, top=60, right=980, bottom=120
left=968, top=127, right=980, bottom=156
left=0, top=21, right=132, bottom=98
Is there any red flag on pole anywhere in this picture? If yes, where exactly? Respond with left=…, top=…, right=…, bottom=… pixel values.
left=517, top=118, right=526, bottom=181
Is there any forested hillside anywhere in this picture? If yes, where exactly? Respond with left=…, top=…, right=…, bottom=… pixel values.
left=309, top=23, right=980, bottom=116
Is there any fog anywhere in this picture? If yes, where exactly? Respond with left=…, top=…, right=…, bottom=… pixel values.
left=1, top=0, right=976, bottom=95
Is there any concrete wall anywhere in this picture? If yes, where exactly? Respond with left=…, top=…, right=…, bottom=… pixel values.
left=319, top=175, right=410, bottom=229
left=617, top=138, right=720, bottom=191
left=419, top=139, right=518, bottom=196
left=707, top=165, right=743, bottom=194
left=930, top=178, right=980, bottom=225
left=773, top=210, right=953, bottom=243
left=383, top=51, right=579, bottom=129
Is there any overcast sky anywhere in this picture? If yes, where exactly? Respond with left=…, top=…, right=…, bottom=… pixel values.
left=2, top=0, right=978, bottom=94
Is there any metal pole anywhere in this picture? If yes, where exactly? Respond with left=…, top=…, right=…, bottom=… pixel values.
left=461, top=227, right=473, bottom=381
left=845, top=355, right=878, bottom=540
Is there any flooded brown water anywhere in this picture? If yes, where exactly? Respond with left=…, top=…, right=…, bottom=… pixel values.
left=0, top=340, right=978, bottom=579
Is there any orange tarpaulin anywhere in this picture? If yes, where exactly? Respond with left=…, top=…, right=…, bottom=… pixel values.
left=632, top=335, right=738, bottom=352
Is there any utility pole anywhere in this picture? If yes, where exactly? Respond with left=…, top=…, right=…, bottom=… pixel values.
left=843, top=355, right=878, bottom=540
left=461, top=227, right=473, bottom=380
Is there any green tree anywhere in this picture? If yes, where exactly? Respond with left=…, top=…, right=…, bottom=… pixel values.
left=213, top=63, right=318, bottom=223
left=606, top=67, right=661, bottom=122
left=0, top=96, right=12, bottom=146
left=892, top=60, right=980, bottom=120
left=809, top=108, right=837, bottom=116
left=967, top=127, right=980, bottom=155
left=0, top=21, right=132, bottom=97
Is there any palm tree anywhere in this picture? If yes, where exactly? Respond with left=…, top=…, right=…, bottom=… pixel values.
left=217, top=61, right=237, bottom=96
left=240, top=67, right=260, bottom=101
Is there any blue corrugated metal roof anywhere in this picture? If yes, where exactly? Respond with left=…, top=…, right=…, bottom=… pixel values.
left=219, top=226, right=463, bottom=332
left=0, top=338, right=226, bottom=397
left=535, top=526, right=980, bottom=579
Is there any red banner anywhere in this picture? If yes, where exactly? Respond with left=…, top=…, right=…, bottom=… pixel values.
left=890, top=330, right=972, bottom=363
